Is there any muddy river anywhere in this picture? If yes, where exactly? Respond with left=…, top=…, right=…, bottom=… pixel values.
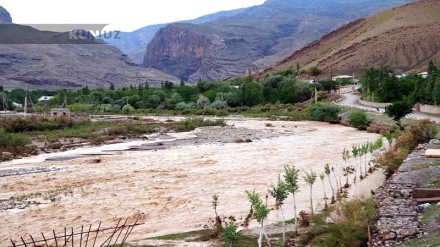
left=0, top=117, right=384, bottom=245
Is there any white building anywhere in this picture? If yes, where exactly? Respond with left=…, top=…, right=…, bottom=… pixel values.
left=418, top=72, right=428, bottom=78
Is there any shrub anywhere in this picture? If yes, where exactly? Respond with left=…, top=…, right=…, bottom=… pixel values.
left=220, top=222, right=241, bottom=246
left=378, top=149, right=409, bottom=178
left=174, top=118, right=226, bottom=132
left=298, top=197, right=376, bottom=247
left=347, top=111, right=368, bottom=130
left=308, top=66, right=322, bottom=76
left=307, top=103, right=341, bottom=123
left=378, top=120, right=437, bottom=178
left=122, top=104, right=135, bottom=113
left=409, top=119, right=438, bottom=144
left=0, top=116, right=74, bottom=133
left=0, top=133, right=30, bottom=147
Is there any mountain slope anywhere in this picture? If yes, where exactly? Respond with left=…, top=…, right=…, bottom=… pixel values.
left=106, top=8, right=247, bottom=64
left=261, top=0, right=440, bottom=77
left=0, top=6, right=12, bottom=24
left=143, top=0, right=412, bottom=82
left=0, top=23, right=179, bottom=90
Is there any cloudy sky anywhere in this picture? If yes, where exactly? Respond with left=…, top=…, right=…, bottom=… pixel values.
left=0, top=0, right=266, bottom=32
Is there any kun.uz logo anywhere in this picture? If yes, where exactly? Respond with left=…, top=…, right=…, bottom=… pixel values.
left=0, top=24, right=121, bottom=44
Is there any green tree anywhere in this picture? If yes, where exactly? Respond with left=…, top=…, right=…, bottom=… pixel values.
left=245, top=190, right=271, bottom=247
left=386, top=99, right=413, bottom=127
left=81, top=86, right=90, bottom=95
left=347, top=110, right=368, bottom=130
left=268, top=174, right=289, bottom=245
left=303, top=170, right=317, bottom=215
left=284, top=165, right=300, bottom=235
left=240, top=82, right=263, bottom=106
left=197, top=95, right=211, bottom=109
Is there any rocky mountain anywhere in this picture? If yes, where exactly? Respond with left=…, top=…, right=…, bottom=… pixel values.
left=143, top=0, right=413, bottom=82
left=0, top=6, right=12, bottom=24
left=0, top=24, right=179, bottom=90
left=106, top=8, right=247, bottom=64
left=260, top=0, right=440, bottom=78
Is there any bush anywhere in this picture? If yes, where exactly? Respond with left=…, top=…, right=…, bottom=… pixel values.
left=220, top=222, right=241, bottom=246
left=347, top=111, right=368, bottom=130
left=174, top=118, right=226, bottom=132
left=379, top=149, right=409, bottom=178
left=307, top=103, right=341, bottom=123
left=409, top=119, right=438, bottom=144
left=308, top=66, right=322, bottom=76
left=122, top=104, right=135, bottom=113
left=378, top=120, right=437, bottom=178
left=299, top=197, right=376, bottom=247
left=0, top=116, right=74, bottom=133
left=0, top=133, right=30, bottom=147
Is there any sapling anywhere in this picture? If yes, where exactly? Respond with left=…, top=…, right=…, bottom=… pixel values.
left=245, top=190, right=271, bottom=247
left=352, top=146, right=359, bottom=183
left=361, top=142, right=369, bottom=178
left=303, top=169, right=317, bottom=215
left=368, top=141, right=375, bottom=172
left=284, top=165, right=300, bottom=235
left=319, top=172, right=328, bottom=210
left=211, top=194, right=222, bottom=238
left=342, top=148, right=351, bottom=188
left=268, top=174, right=289, bottom=245
left=335, top=164, right=343, bottom=193
left=324, top=163, right=335, bottom=204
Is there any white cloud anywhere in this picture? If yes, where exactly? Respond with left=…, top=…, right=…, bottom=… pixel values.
left=0, top=0, right=266, bottom=31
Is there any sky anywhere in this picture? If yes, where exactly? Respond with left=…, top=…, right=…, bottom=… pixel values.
left=0, top=0, right=266, bottom=32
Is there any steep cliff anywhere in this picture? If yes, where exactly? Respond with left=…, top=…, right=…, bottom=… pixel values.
left=106, top=8, right=247, bottom=64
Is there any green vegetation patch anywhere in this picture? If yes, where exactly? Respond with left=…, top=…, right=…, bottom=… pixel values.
left=172, top=117, right=226, bottom=132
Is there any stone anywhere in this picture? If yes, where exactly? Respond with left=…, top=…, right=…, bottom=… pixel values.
left=429, top=139, right=440, bottom=145
left=425, top=149, right=440, bottom=158
left=383, top=232, right=396, bottom=240
left=1, top=152, right=13, bottom=157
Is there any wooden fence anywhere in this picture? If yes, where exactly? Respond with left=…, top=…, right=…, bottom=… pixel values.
left=9, top=218, right=144, bottom=247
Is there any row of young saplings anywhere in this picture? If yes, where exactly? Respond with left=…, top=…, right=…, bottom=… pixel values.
left=213, top=137, right=385, bottom=247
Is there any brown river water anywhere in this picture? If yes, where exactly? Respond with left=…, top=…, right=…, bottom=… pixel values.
left=0, top=117, right=384, bottom=245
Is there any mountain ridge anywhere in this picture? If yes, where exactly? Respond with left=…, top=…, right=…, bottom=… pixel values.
left=142, top=0, right=413, bottom=82
left=105, top=8, right=248, bottom=64
left=260, top=0, right=440, bottom=77
left=0, top=22, right=179, bottom=90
